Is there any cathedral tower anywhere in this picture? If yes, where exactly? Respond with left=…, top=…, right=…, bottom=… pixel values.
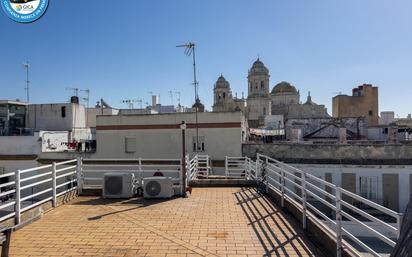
left=246, top=58, right=271, bottom=127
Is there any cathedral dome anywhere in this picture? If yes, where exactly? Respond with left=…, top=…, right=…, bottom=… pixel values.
left=271, top=81, right=298, bottom=95
left=249, top=58, right=269, bottom=75
left=215, top=74, right=230, bottom=88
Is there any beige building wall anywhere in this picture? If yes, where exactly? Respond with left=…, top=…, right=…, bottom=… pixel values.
left=86, top=107, right=119, bottom=128
left=332, top=84, right=379, bottom=126
left=95, top=112, right=246, bottom=159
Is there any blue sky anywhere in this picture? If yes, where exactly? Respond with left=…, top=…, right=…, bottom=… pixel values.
left=1, top=0, right=411, bottom=116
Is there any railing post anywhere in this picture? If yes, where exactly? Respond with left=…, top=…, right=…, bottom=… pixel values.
left=185, top=155, right=189, bottom=182
left=138, top=157, right=142, bottom=172
left=256, top=153, right=260, bottom=179
left=76, top=157, right=83, bottom=195
left=396, top=213, right=403, bottom=239
left=15, top=169, right=21, bottom=225
left=138, top=157, right=143, bottom=182
left=206, top=155, right=210, bottom=178
left=302, top=172, right=307, bottom=230
left=265, top=157, right=269, bottom=193
left=225, top=156, right=228, bottom=177
left=335, top=187, right=342, bottom=257
left=245, top=158, right=250, bottom=179
left=280, top=164, right=285, bottom=208
left=52, top=162, right=57, bottom=208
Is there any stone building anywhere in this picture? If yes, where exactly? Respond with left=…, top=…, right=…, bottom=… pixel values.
left=212, top=58, right=329, bottom=128
left=271, top=82, right=328, bottom=119
left=212, top=75, right=246, bottom=113
left=246, top=59, right=272, bottom=128
left=332, top=84, right=379, bottom=126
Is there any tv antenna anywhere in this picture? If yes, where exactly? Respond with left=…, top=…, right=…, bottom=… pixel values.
left=177, top=41, right=200, bottom=152
left=168, top=91, right=174, bottom=105
left=80, top=89, right=90, bottom=108
left=121, top=99, right=138, bottom=109
left=66, top=87, right=79, bottom=97
left=23, top=61, right=30, bottom=102
left=175, top=91, right=181, bottom=106
left=137, top=99, right=143, bottom=109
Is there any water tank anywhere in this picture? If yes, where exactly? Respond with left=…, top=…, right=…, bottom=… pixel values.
left=70, top=96, right=79, bottom=104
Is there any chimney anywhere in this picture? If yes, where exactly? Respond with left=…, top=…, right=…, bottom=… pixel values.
left=152, top=95, right=159, bottom=107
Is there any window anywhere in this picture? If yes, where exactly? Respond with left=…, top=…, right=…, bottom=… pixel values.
left=61, top=106, right=66, bottom=118
left=261, top=81, right=264, bottom=89
left=263, top=107, right=266, bottom=115
left=192, top=136, right=205, bottom=152
left=369, top=110, right=373, bottom=116
left=125, top=137, right=136, bottom=153
left=359, top=176, right=381, bottom=203
left=223, top=92, right=226, bottom=99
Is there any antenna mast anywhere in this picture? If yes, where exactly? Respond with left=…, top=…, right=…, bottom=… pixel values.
left=80, top=89, right=90, bottom=108
left=175, top=91, right=181, bottom=106
left=23, top=61, right=30, bottom=102
left=177, top=42, right=199, bottom=152
left=169, top=91, right=174, bottom=105
left=66, top=87, right=79, bottom=97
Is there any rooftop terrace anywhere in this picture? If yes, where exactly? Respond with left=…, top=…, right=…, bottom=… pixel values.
left=9, top=187, right=322, bottom=257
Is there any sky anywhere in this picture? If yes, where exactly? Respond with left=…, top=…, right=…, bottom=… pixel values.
left=0, top=0, right=411, bottom=116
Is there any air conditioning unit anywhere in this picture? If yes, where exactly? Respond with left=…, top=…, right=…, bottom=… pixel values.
left=143, top=177, right=174, bottom=199
left=103, top=172, right=135, bottom=198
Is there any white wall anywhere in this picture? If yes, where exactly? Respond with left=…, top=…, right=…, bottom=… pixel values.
left=27, top=103, right=86, bottom=132
left=95, top=112, right=245, bottom=159
left=40, top=131, right=69, bottom=152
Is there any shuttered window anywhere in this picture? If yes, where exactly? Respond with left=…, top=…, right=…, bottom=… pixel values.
left=125, top=137, right=136, bottom=153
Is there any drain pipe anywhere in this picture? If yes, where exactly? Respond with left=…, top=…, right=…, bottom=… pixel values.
left=180, top=121, right=187, bottom=197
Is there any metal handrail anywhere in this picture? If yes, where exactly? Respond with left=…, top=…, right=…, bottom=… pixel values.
left=0, top=159, right=79, bottom=223
left=254, top=153, right=402, bottom=257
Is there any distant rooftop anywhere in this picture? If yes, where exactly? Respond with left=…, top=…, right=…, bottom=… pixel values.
left=0, top=100, right=29, bottom=105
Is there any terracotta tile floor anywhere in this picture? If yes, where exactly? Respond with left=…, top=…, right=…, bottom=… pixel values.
left=10, top=187, right=324, bottom=257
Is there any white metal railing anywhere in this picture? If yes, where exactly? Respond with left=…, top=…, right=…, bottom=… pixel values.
left=196, top=155, right=210, bottom=177
left=0, top=159, right=78, bottom=224
left=81, top=158, right=183, bottom=191
left=186, top=154, right=211, bottom=181
left=255, top=153, right=403, bottom=257
left=186, top=154, right=198, bottom=181
left=225, top=156, right=257, bottom=179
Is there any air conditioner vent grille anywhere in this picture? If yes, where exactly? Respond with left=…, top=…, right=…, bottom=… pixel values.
left=104, top=176, right=123, bottom=195
left=145, top=181, right=162, bottom=197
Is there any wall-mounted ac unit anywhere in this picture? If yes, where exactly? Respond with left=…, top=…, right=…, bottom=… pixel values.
left=103, top=173, right=135, bottom=198
left=143, top=177, right=174, bottom=199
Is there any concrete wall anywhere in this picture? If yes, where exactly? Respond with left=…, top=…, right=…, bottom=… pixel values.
left=0, top=160, right=38, bottom=174
left=86, top=107, right=119, bottom=128
left=0, top=134, right=40, bottom=155
left=27, top=103, right=86, bottom=132
left=95, top=112, right=246, bottom=159
left=242, top=143, right=412, bottom=164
